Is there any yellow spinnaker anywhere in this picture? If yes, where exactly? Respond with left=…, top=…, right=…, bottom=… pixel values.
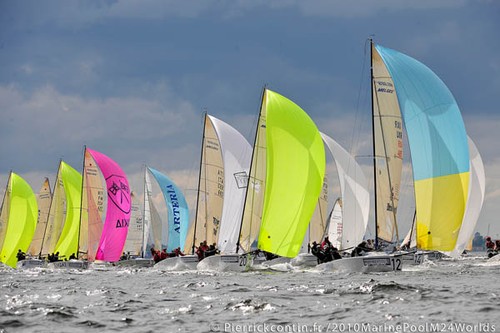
left=257, top=89, right=325, bottom=258
left=54, top=161, right=82, bottom=259
left=0, top=173, right=38, bottom=268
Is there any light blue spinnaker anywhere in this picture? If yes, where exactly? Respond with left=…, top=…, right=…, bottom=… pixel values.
left=147, top=167, right=189, bottom=252
left=374, top=44, right=470, bottom=251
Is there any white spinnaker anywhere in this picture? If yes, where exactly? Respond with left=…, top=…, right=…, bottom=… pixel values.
left=321, top=132, right=370, bottom=250
left=447, top=136, right=485, bottom=258
left=208, top=115, right=251, bottom=254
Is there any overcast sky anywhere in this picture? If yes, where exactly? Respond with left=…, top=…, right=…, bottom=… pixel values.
left=1, top=1, right=499, bottom=238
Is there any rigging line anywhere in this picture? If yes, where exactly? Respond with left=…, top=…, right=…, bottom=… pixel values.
left=348, top=39, right=371, bottom=159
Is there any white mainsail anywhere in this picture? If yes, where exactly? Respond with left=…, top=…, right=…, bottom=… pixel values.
left=371, top=44, right=404, bottom=244
left=189, top=114, right=225, bottom=252
left=79, top=149, right=106, bottom=261
left=27, top=178, right=51, bottom=256
left=41, top=171, right=66, bottom=256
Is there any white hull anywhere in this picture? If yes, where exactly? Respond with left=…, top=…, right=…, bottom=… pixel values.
left=89, top=260, right=114, bottom=270
left=48, top=260, right=89, bottom=270
left=115, top=258, right=154, bottom=268
left=16, top=259, right=47, bottom=269
left=154, top=255, right=198, bottom=271
left=400, top=250, right=444, bottom=265
left=317, top=253, right=403, bottom=273
left=488, top=252, right=500, bottom=261
left=197, top=254, right=252, bottom=272
left=290, top=253, right=318, bottom=267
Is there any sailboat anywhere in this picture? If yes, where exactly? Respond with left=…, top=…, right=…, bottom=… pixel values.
left=367, top=40, right=470, bottom=269
left=193, top=114, right=252, bottom=272
left=79, top=147, right=131, bottom=269
left=117, top=190, right=155, bottom=267
left=0, top=172, right=38, bottom=269
left=138, top=166, right=192, bottom=269
left=44, top=161, right=87, bottom=269
left=230, top=88, right=325, bottom=271
left=313, top=131, right=402, bottom=273
left=17, top=178, right=52, bottom=268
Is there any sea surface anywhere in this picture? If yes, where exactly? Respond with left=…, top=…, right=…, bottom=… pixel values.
left=1, top=254, right=499, bottom=333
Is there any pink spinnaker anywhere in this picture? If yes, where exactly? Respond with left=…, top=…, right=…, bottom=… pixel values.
left=87, top=148, right=131, bottom=262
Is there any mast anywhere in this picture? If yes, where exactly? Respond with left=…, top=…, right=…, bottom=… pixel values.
left=76, top=146, right=86, bottom=259
left=236, top=86, right=266, bottom=254
left=141, top=165, right=147, bottom=258
left=39, top=161, right=60, bottom=258
left=191, top=111, right=207, bottom=254
left=0, top=171, right=12, bottom=240
left=407, top=209, right=416, bottom=248
left=369, top=39, right=380, bottom=250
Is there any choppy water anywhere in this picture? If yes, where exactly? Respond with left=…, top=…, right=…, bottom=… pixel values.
left=1, top=254, right=499, bottom=333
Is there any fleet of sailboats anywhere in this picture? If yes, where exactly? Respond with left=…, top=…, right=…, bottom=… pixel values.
left=0, top=40, right=489, bottom=271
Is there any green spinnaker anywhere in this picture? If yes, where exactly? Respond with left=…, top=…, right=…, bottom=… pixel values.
left=0, top=173, right=38, bottom=268
left=54, top=161, right=82, bottom=259
left=257, top=89, right=326, bottom=258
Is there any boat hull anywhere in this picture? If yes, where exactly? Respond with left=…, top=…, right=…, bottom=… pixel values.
left=400, top=250, right=444, bottom=265
left=115, top=258, right=154, bottom=268
left=89, top=260, right=114, bottom=270
left=16, top=259, right=47, bottom=269
left=290, top=253, right=318, bottom=267
left=318, top=253, right=403, bottom=273
left=197, top=254, right=252, bottom=272
left=155, top=255, right=198, bottom=271
left=48, top=260, right=89, bottom=269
